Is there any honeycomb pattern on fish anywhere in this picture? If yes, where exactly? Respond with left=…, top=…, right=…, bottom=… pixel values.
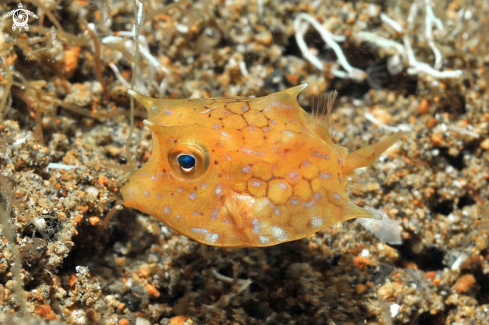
left=121, top=84, right=402, bottom=247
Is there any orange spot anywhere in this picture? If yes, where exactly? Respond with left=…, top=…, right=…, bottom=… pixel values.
left=144, top=283, right=160, bottom=298
left=425, top=117, right=437, bottom=128
left=404, top=262, right=418, bottom=270
left=454, top=274, right=476, bottom=293
left=98, top=175, right=108, bottom=186
left=76, top=205, right=89, bottom=213
left=88, top=216, right=100, bottom=226
left=170, top=316, right=190, bottom=325
left=355, top=284, right=368, bottom=294
left=431, top=133, right=443, bottom=146
left=68, top=274, right=76, bottom=287
left=34, top=304, right=57, bottom=320
left=62, top=46, right=81, bottom=78
left=353, top=256, right=373, bottom=270
left=286, top=74, right=299, bottom=85
left=138, top=265, right=151, bottom=278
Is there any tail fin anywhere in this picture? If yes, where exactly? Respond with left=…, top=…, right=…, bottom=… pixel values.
left=343, top=131, right=403, bottom=175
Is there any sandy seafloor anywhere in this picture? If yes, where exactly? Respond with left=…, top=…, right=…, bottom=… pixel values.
left=1, top=0, right=489, bottom=324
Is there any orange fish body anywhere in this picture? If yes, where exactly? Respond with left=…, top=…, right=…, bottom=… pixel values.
left=121, top=84, right=402, bottom=247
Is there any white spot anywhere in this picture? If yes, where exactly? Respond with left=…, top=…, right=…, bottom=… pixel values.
left=314, top=192, right=321, bottom=200
left=142, top=172, right=146, bottom=176
left=192, top=228, right=208, bottom=233
left=235, top=193, right=255, bottom=204
left=165, top=110, right=172, bottom=115
left=302, top=160, right=310, bottom=166
left=259, top=236, right=270, bottom=244
left=193, top=211, right=199, bottom=216
left=221, top=131, right=229, bottom=137
left=271, top=227, right=287, bottom=240
left=200, top=182, right=207, bottom=189
left=270, top=120, right=277, bottom=124
left=303, top=201, right=315, bottom=207
left=361, top=249, right=370, bottom=257
left=311, top=151, right=329, bottom=159
left=451, top=254, right=467, bottom=271
left=264, top=128, right=269, bottom=132
left=206, top=233, right=219, bottom=244
left=226, top=155, right=231, bottom=161
left=272, top=100, right=295, bottom=110
left=333, top=193, right=341, bottom=200
left=282, top=130, right=294, bottom=139
left=189, top=192, right=197, bottom=200
left=70, top=310, right=86, bottom=324
left=144, top=191, right=149, bottom=197
left=175, top=23, right=189, bottom=33
left=150, top=175, right=156, bottom=180
left=242, top=147, right=253, bottom=154
left=215, top=184, right=223, bottom=196
left=312, top=216, right=323, bottom=228
left=242, top=166, right=251, bottom=173
left=390, top=304, right=401, bottom=318
left=278, top=182, right=288, bottom=189
left=290, top=199, right=299, bottom=205
left=253, top=219, right=259, bottom=233
left=211, top=207, right=218, bottom=221
left=251, top=180, right=261, bottom=187
left=334, top=149, right=342, bottom=164
left=32, top=218, right=46, bottom=231
left=213, top=123, right=220, bottom=129
left=320, top=173, right=331, bottom=179
left=274, top=208, right=280, bottom=215
left=156, top=194, right=162, bottom=200
left=164, top=206, right=170, bottom=214
left=176, top=214, right=181, bottom=219
left=288, top=171, right=299, bottom=182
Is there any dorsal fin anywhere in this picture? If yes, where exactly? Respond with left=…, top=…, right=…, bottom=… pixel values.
left=307, top=90, right=338, bottom=145
left=312, top=90, right=337, bottom=132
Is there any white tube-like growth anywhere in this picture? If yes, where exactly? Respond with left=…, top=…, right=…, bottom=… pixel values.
left=294, top=13, right=366, bottom=81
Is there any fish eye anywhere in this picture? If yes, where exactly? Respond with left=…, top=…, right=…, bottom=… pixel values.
left=168, top=144, right=209, bottom=179
left=177, top=154, right=196, bottom=171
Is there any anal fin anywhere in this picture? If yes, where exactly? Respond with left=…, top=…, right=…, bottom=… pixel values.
left=343, top=202, right=383, bottom=221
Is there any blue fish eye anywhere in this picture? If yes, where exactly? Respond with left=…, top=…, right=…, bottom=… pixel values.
left=177, top=154, right=196, bottom=170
